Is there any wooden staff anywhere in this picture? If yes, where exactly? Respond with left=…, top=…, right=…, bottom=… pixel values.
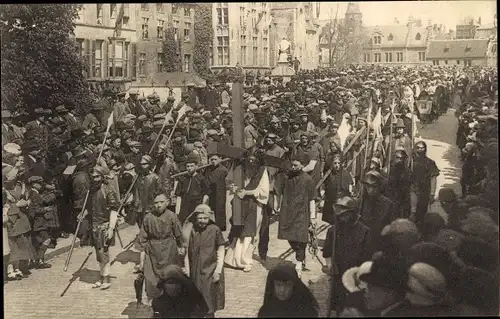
left=386, top=98, right=395, bottom=175
left=170, top=158, right=232, bottom=179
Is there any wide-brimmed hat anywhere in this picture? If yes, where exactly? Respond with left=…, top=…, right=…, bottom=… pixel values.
left=342, top=261, right=373, bottom=293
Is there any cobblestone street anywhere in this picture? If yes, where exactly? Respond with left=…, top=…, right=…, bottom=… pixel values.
left=4, top=110, right=460, bottom=319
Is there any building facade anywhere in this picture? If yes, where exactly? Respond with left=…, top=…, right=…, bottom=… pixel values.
left=426, top=39, right=495, bottom=67
left=210, top=2, right=272, bottom=72
left=360, top=17, right=437, bottom=66
left=73, top=4, right=139, bottom=87
left=269, top=2, right=320, bottom=70
left=135, top=3, right=195, bottom=85
left=73, top=4, right=195, bottom=88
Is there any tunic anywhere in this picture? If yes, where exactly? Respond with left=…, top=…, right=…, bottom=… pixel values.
left=322, top=168, right=353, bottom=225
left=138, top=210, right=182, bottom=299
left=277, top=171, right=315, bottom=243
left=293, top=143, right=321, bottom=187
left=360, top=195, right=397, bottom=253
left=175, top=173, right=209, bottom=224
left=412, top=156, right=440, bottom=219
left=387, top=165, right=412, bottom=219
left=158, top=157, right=179, bottom=205
left=188, top=224, right=226, bottom=313
left=206, top=165, right=228, bottom=231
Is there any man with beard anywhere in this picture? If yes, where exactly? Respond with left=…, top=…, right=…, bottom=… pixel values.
left=386, top=148, right=412, bottom=219
left=80, top=165, right=119, bottom=290
left=322, top=196, right=372, bottom=313
left=276, top=154, right=316, bottom=278
left=175, top=153, right=209, bottom=224
left=205, top=154, right=228, bottom=232
left=259, top=134, right=285, bottom=260
left=411, top=141, right=439, bottom=224
left=359, top=171, right=397, bottom=254
left=26, top=176, right=59, bottom=269
left=136, top=194, right=183, bottom=304
left=322, top=153, right=353, bottom=225
left=132, top=155, right=160, bottom=229
left=182, top=204, right=225, bottom=318
left=225, top=155, right=269, bottom=272
left=385, top=119, right=412, bottom=160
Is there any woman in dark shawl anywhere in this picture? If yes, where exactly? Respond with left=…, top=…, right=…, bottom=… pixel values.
left=152, top=264, right=208, bottom=318
left=258, top=263, right=319, bottom=318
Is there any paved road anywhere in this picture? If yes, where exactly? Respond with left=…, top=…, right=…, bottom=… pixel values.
left=4, top=110, right=460, bottom=319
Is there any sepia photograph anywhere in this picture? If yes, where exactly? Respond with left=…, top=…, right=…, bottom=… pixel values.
left=1, top=1, right=498, bottom=318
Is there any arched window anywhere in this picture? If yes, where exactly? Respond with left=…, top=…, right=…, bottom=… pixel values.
left=491, top=44, right=497, bottom=55
left=388, top=33, right=394, bottom=41
left=415, top=33, right=421, bottom=40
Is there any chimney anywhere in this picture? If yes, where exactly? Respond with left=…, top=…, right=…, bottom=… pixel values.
left=407, top=15, right=414, bottom=27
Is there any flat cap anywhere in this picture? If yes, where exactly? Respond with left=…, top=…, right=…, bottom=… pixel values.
left=27, top=176, right=44, bottom=184
left=128, top=141, right=141, bottom=148
left=3, top=143, right=22, bottom=156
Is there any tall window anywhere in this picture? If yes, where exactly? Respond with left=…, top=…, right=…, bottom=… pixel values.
left=76, top=39, right=84, bottom=58
left=141, top=4, right=149, bottom=11
left=374, top=53, right=381, bottom=62
left=263, top=37, right=268, bottom=65
left=108, top=41, right=124, bottom=77
left=217, top=36, right=229, bottom=65
left=122, top=17, right=129, bottom=28
left=96, top=4, right=103, bottom=24
left=157, top=53, right=163, bottom=72
left=373, top=36, right=381, bottom=44
left=173, top=19, right=179, bottom=40
left=364, top=53, right=371, bottom=62
left=94, top=40, right=103, bottom=78
left=157, top=20, right=165, bottom=39
left=184, top=54, right=191, bottom=72
left=124, top=42, right=129, bottom=77
left=418, top=52, right=425, bottom=61
left=396, top=52, right=403, bottom=62
left=209, top=44, right=214, bottom=65
left=217, top=6, right=229, bottom=25
left=139, top=53, right=146, bottom=75
left=240, top=7, right=245, bottom=26
left=252, top=36, right=258, bottom=65
left=184, top=7, right=191, bottom=17
left=385, top=52, right=392, bottom=62
left=251, top=9, right=257, bottom=28
left=184, top=22, right=191, bottom=41
left=444, top=60, right=448, bottom=65
left=457, top=60, right=461, bottom=64
left=142, top=18, right=149, bottom=39
left=110, top=4, right=117, bottom=18
left=156, top=3, right=163, bottom=13
left=240, top=35, right=247, bottom=64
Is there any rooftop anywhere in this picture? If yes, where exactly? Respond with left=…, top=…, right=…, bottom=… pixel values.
left=426, top=39, right=490, bottom=59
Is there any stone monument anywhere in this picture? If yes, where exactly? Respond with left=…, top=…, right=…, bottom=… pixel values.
left=271, top=37, right=295, bottom=84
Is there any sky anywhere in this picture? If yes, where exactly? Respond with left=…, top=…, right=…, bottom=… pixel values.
left=318, top=1, right=496, bottom=31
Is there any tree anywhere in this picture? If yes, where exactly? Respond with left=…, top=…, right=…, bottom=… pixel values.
left=1, top=4, right=92, bottom=116
left=162, top=26, right=181, bottom=72
left=193, top=3, right=213, bottom=77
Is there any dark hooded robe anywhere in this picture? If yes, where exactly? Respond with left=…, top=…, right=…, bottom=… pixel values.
left=258, top=263, right=319, bottom=318
left=205, top=164, right=228, bottom=231
left=175, top=172, right=210, bottom=224
left=183, top=210, right=225, bottom=314
left=152, top=265, right=209, bottom=318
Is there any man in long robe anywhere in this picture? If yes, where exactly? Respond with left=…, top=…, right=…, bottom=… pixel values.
left=205, top=154, right=228, bottom=231
left=225, top=155, right=269, bottom=272
left=175, top=153, right=209, bottom=224
left=276, top=154, right=316, bottom=278
left=182, top=204, right=225, bottom=318
left=133, top=155, right=160, bottom=228
left=386, top=148, right=412, bottom=219
left=136, top=194, right=183, bottom=303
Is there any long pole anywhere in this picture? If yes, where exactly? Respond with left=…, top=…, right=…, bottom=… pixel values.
left=387, top=98, right=395, bottom=175
left=362, top=98, right=373, bottom=179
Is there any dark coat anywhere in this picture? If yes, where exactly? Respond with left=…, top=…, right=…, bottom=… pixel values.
left=206, top=165, right=228, bottom=231
left=360, top=194, right=397, bottom=252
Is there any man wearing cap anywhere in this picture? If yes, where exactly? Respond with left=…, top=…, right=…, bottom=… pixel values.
left=292, top=131, right=321, bottom=186
left=359, top=170, right=397, bottom=253
left=385, top=118, right=412, bottom=160
left=275, top=154, right=317, bottom=278
left=175, top=152, right=209, bottom=224
left=70, top=157, right=92, bottom=242
left=79, top=165, right=119, bottom=290
left=158, top=150, right=179, bottom=211
left=323, top=196, right=372, bottom=313
left=126, top=89, right=140, bottom=117
left=27, top=176, right=59, bottom=269
left=125, top=141, right=143, bottom=167
left=244, top=114, right=259, bottom=151
left=132, top=155, right=160, bottom=228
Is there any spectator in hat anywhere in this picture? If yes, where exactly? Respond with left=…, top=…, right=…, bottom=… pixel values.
left=360, top=170, right=398, bottom=253
left=113, top=91, right=131, bottom=124
left=70, top=156, right=93, bottom=242
left=174, top=152, right=209, bottom=224
left=244, top=113, right=259, bottom=150
left=26, top=175, right=59, bottom=269
left=125, top=141, right=142, bottom=167
left=323, top=196, right=372, bottom=313
left=380, top=219, right=421, bottom=258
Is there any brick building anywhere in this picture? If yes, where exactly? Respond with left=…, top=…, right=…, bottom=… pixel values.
left=210, top=2, right=272, bottom=72
left=73, top=4, right=139, bottom=89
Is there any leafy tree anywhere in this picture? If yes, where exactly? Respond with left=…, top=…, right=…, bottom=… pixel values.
left=162, top=26, right=181, bottom=72
left=193, top=3, right=213, bottom=77
left=1, top=4, right=92, bottom=116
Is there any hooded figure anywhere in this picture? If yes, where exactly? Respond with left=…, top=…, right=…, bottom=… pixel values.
left=152, top=264, right=209, bottom=318
left=258, top=263, right=319, bottom=318
left=182, top=204, right=225, bottom=317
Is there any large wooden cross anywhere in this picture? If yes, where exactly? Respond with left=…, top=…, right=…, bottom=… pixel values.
left=206, top=82, right=288, bottom=226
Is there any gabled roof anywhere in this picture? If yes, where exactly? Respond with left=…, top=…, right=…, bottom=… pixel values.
left=407, top=26, right=429, bottom=47
left=364, top=25, right=408, bottom=47
left=426, top=39, right=489, bottom=59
